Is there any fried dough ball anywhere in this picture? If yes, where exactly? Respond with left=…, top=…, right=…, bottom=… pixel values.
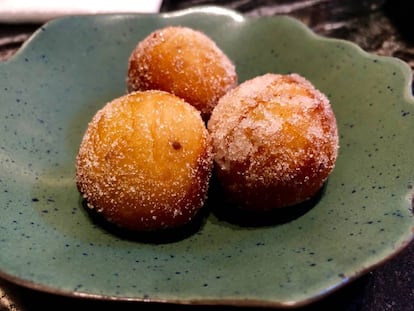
left=76, top=90, right=213, bottom=231
left=207, top=73, right=339, bottom=211
left=127, top=26, right=238, bottom=119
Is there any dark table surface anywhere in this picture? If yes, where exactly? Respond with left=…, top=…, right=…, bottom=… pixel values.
left=0, top=1, right=413, bottom=310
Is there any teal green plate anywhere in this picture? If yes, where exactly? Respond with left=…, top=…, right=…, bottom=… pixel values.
left=0, top=6, right=413, bottom=308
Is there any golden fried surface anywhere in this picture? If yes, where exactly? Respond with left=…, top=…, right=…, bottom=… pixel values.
left=76, top=90, right=213, bottom=231
left=208, top=73, right=339, bottom=211
left=127, top=26, right=237, bottom=119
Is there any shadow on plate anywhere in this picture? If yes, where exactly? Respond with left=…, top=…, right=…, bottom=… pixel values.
left=205, top=177, right=325, bottom=228
left=80, top=177, right=324, bottom=243
left=81, top=198, right=209, bottom=244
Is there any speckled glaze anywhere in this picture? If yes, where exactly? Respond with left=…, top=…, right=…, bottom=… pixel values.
left=0, top=6, right=413, bottom=308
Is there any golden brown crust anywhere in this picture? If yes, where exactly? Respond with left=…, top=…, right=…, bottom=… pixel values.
left=127, top=26, right=237, bottom=119
left=207, top=73, right=339, bottom=211
left=76, top=90, right=213, bottom=231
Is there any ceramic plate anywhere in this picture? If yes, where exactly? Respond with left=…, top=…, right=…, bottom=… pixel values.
left=0, top=6, right=413, bottom=308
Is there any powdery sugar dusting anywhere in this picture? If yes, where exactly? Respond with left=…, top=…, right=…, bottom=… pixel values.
left=208, top=73, right=339, bottom=210
left=127, top=26, right=237, bottom=118
left=76, top=91, right=213, bottom=231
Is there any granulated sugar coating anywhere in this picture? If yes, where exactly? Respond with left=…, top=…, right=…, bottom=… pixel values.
left=76, top=90, right=213, bottom=231
left=127, top=26, right=237, bottom=120
left=207, top=73, right=339, bottom=211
